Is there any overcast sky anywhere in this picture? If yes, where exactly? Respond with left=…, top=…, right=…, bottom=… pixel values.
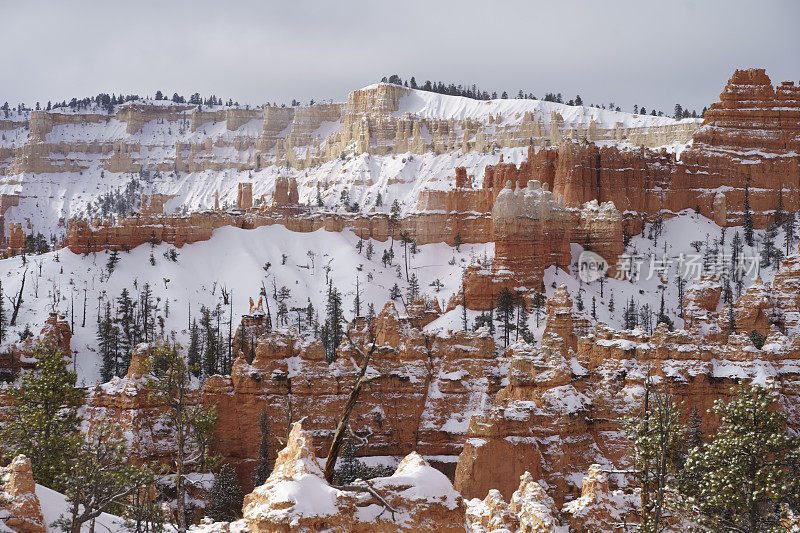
left=2, top=0, right=798, bottom=114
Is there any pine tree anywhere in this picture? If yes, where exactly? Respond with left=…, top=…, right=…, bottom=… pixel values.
left=98, top=301, right=121, bottom=380
left=200, top=306, right=218, bottom=376
left=461, top=284, right=469, bottom=332
left=389, top=200, right=401, bottom=243
left=208, top=464, right=243, bottom=522
left=325, top=286, right=343, bottom=362
left=743, top=182, right=754, bottom=247
left=187, top=320, right=201, bottom=376
left=518, top=300, right=534, bottom=344
left=685, top=405, right=703, bottom=450
left=656, top=292, right=673, bottom=330
left=608, top=291, right=615, bottom=314
left=106, top=248, right=120, bottom=273
left=389, top=283, right=401, bottom=300
left=0, top=344, right=84, bottom=490
left=115, top=288, right=138, bottom=369
left=623, top=296, right=638, bottom=330
left=623, top=377, right=686, bottom=532
left=139, top=283, right=157, bottom=342
left=406, top=273, right=419, bottom=302
left=496, top=288, right=515, bottom=347
left=531, top=289, right=546, bottom=328
left=784, top=212, right=796, bottom=256
left=680, top=385, right=800, bottom=532
left=55, top=423, right=145, bottom=533
left=251, top=406, right=272, bottom=487
left=145, top=343, right=218, bottom=533
left=726, top=305, right=736, bottom=336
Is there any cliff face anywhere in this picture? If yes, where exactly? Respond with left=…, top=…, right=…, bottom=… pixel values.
left=453, top=244, right=800, bottom=505
left=205, top=303, right=507, bottom=489
left=0, top=455, right=46, bottom=533
left=83, top=303, right=506, bottom=491
left=0, top=81, right=698, bottom=183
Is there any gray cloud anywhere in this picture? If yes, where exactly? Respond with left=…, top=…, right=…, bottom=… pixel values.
left=1, top=0, right=798, bottom=113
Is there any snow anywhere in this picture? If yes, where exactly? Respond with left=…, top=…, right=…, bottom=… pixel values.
left=36, top=484, right=125, bottom=533
left=264, top=474, right=340, bottom=518
left=371, top=452, right=461, bottom=509
left=393, top=84, right=694, bottom=129
left=0, top=223, right=488, bottom=385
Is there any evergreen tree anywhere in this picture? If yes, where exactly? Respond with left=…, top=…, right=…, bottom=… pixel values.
left=623, top=296, right=638, bottom=330
left=389, top=200, right=401, bottom=242
left=623, top=378, right=686, bottom=532
left=743, top=182, right=754, bottom=247
left=115, top=288, right=138, bottom=368
left=208, top=464, right=243, bottom=522
left=0, top=344, right=84, bottom=490
left=726, top=305, right=737, bottom=336
left=680, top=385, right=800, bottom=532
left=55, top=424, right=145, bottom=533
left=139, top=283, right=157, bottom=342
left=98, top=301, right=121, bottom=381
left=517, top=299, right=534, bottom=344
left=406, top=273, right=419, bottom=302
left=656, top=292, right=673, bottom=330
left=325, top=286, right=343, bottom=362
left=496, top=288, right=515, bottom=347
left=106, top=248, right=120, bottom=274
left=389, top=283, right=401, bottom=300
left=200, top=306, right=218, bottom=376
left=461, top=283, right=469, bottom=332
left=251, top=406, right=272, bottom=487
left=146, top=343, right=218, bottom=533
left=685, top=405, right=703, bottom=451
left=531, top=289, right=546, bottom=328
left=784, top=212, right=796, bottom=256
left=187, top=320, right=201, bottom=376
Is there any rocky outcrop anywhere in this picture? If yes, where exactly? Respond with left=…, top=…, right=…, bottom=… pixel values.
left=454, top=252, right=800, bottom=506
left=0, top=455, right=46, bottom=533
left=272, top=177, right=299, bottom=208
left=237, top=182, right=253, bottom=210
left=205, top=302, right=507, bottom=489
left=7, top=222, right=25, bottom=256
left=0, top=312, right=72, bottom=380
left=202, top=421, right=466, bottom=532
left=463, top=180, right=571, bottom=309
left=562, top=464, right=625, bottom=532
left=466, top=471, right=562, bottom=532
left=573, top=199, right=623, bottom=274
left=66, top=212, right=239, bottom=254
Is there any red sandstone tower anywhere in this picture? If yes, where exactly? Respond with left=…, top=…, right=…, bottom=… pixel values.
left=237, top=182, right=253, bottom=210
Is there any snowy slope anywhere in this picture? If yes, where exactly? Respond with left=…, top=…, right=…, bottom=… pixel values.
left=1, top=210, right=785, bottom=386
left=0, top=85, right=699, bottom=240
left=394, top=86, right=692, bottom=129
left=0, top=223, right=490, bottom=385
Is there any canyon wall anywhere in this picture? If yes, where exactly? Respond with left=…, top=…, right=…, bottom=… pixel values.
left=0, top=82, right=699, bottom=180
left=453, top=244, right=800, bottom=504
